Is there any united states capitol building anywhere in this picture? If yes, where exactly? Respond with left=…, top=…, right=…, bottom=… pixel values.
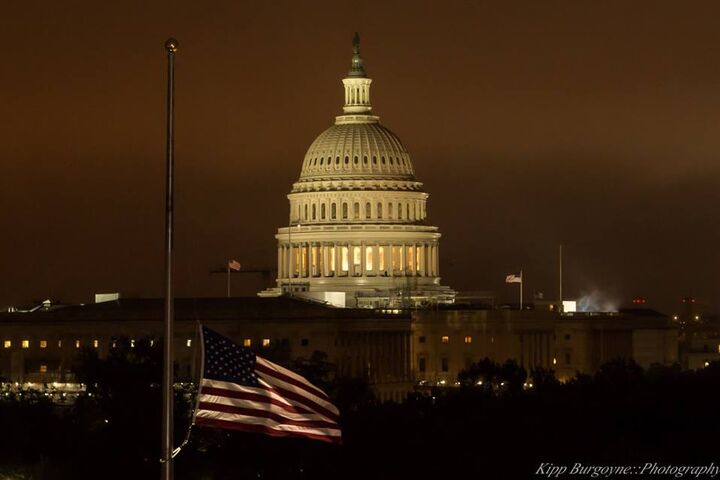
left=0, top=36, right=678, bottom=400
left=259, top=34, right=454, bottom=308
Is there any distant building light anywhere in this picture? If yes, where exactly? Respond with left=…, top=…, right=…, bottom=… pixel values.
left=262, top=339, right=271, bottom=347
left=186, top=339, right=192, bottom=347
left=40, top=365, right=47, bottom=374
left=464, top=336, right=472, bottom=344
left=552, top=357, right=557, bottom=365
left=672, top=315, right=679, bottom=321
left=243, top=339, right=252, bottom=347
left=75, top=340, right=81, bottom=349
left=58, top=340, right=62, bottom=348
left=694, top=315, right=700, bottom=321
left=441, top=336, right=449, bottom=344
left=3, top=340, right=10, bottom=349
left=704, top=361, right=710, bottom=368
left=40, top=340, right=47, bottom=349
left=21, top=340, right=29, bottom=349
left=130, top=339, right=135, bottom=348
left=93, top=339, right=99, bottom=349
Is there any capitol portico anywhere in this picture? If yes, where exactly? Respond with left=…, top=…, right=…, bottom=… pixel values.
left=259, top=34, right=454, bottom=307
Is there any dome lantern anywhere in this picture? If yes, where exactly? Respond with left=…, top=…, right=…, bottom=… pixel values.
left=342, top=33, right=372, bottom=115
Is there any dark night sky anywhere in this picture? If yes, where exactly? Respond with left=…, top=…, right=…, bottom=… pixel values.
left=2, top=0, right=720, bottom=314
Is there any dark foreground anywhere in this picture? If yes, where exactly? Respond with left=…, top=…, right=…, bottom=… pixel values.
left=1, top=343, right=718, bottom=479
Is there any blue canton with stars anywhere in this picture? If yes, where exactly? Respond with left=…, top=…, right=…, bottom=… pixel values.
left=202, top=327, right=259, bottom=387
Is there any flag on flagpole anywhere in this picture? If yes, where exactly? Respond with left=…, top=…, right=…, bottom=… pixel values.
left=227, top=260, right=242, bottom=271
left=505, top=272, right=522, bottom=283
left=193, top=326, right=341, bottom=444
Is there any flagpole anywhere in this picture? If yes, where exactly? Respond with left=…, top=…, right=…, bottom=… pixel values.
left=161, top=37, right=178, bottom=480
left=559, top=244, right=563, bottom=314
left=226, top=264, right=230, bottom=298
left=519, top=269, right=523, bottom=311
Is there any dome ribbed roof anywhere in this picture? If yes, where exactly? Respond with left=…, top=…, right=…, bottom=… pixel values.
left=298, top=120, right=416, bottom=181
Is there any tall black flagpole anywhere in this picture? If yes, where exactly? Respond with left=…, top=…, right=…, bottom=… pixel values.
left=161, top=37, right=178, bottom=480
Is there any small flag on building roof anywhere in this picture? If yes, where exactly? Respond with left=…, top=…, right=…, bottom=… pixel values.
left=193, top=326, right=341, bottom=444
left=505, top=272, right=522, bottom=283
left=227, top=260, right=242, bottom=271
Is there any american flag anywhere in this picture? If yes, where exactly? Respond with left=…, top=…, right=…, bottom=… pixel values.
left=505, top=272, right=522, bottom=284
left=194, top=326, right=341, bottom=444
left=227, top=260, right=242, bottom=271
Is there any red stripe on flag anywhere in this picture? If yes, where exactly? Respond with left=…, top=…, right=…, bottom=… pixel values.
left=197, top=402, right=338, bottom=429
left=200, top=386, right=316, bottom=417
left=194, top=417, right=342, bottom=445
left=255, top=361, right=330, bottom=401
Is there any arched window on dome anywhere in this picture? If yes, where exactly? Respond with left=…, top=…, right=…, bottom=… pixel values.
left=312, top=204, right=316, bottom=220
left=406, top=203, right=410, bottom=220
left=354, top=156, right=358, bottom=165
left=388, top=203, right=393, bottom=219
left=372, top=156, right=377, bottom=165
left=342, top=203, right=348, bottom=219
left=377, top=202, right=383, bottom=219
left=344, top=156, right=349, bottom=166
left=381, top=157, right=386, bottom=165
left=353, top=202, right=360, bottom=219
left=397, top=203, right=402, bottom=219
left=321, top=203, right=326, bottom=220
left=365, top=202, right=371, bottom=219
left=389, top=157, right=394, bottom=165
left=336, top=156, right=340, bottom=165
left=363, top=156, right=368, bottom=165
left=320, top=157, right=324, bottom=165
left=331, top=203, right=337, bottom=220
left=304, top=204, right=308, bottom=221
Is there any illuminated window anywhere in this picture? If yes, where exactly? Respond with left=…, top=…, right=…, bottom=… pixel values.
left=21, top=340, right=29, bottom=349
left=243, top=339, right=251, bottom=347
left=3, top=340, right=10, bottom=349
left=130, top=339, right=135, bottom=348
left=93, top=339, right=99, bottom=348
left=464, top=336, right=472, bottom=344
left=441, top=336, right=449, bottom=344
left=552, top=357, right=557, bottom=365
left=75, top=340, right=81, bottom=349
left=186, top=339, right=192, bottom=347
left=341, top=246, right=349, bottom=272
left=40, top=365, right=47, bottom=373
left=262, top=339, right=270, bottom=347
left=112, top=340, right=117, bottom=348
left=40, top=340, right=47, bottom=349
left=149, top=339, right=154, bottom=347
left=353, top=202, right=360, bottom=219
left=58, top=340, right=62, bottom=348
left=365, top=247, right=373, bottom=271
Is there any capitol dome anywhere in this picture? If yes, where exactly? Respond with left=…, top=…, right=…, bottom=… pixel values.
left=259, top=34, right=454, bottom=308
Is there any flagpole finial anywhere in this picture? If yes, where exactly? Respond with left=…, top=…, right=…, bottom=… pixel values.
left=165, top=38, right=179, bottom=53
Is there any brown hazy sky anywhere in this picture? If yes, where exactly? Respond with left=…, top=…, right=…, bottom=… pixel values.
left=2, top=0, right=720, bottom=314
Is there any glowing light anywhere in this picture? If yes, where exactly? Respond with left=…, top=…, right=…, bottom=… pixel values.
left=704, top=361, right=710, bottom=367
left=464, top=336, right=472, bottom=344
left=75, top=340, right=81, bottom=349
left=243, top=339, right=252, bottom=347
left=93, top=339, right=99, bottom=348
left=40, top=340, right=47, bottom=349
left=40, top=365, right=47, bottom=373
left=441, top=335, right=449, bottom=344
left=186, top=339, right=192, bottom=347
left=262, top=339, right=270, bottom=347
left=552, top=357, right=557, bottom=365
left=3, top=340, right=10, bottom=349
left=21, top=340, right=29, bottom=349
